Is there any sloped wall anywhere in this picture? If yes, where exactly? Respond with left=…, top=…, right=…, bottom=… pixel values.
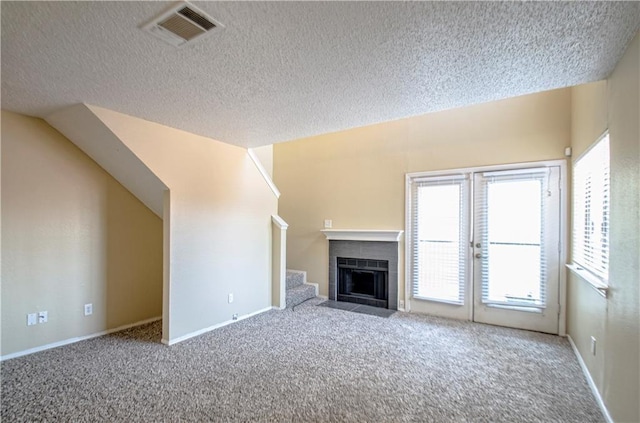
left=88, top=106, right=278, bottom=342
left=1, top=111, right=163, bottom=356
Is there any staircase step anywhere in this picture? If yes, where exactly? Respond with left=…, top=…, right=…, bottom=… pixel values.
left=286, top=283, right=316, bottom=308
left=286, top=270, right=305, bottom=289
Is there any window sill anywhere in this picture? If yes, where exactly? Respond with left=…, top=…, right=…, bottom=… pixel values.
left=484, top=303, right=543, bottom=314
left=413, top=295, right=464, bottom=306
left=566, top=264, right=608, bottom=298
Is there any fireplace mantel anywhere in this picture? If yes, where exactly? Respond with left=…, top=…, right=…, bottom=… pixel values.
left=321, top=229, right=403, bottom=242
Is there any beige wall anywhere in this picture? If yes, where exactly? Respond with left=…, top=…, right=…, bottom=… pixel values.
left=88, top=106, right=278, bottom=342
left=568, top=33, right=640, bottom=423
left=1, top=111, right=163, bottom=356
left=274, top=88, right=571, bottom=300
left=605, top=32, right=639, bottom=423
left=567, top=80, right=609, bottom=405
left=571, top=81, right=608, bottom=156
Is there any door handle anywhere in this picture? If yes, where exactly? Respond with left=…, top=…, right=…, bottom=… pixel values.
left=475, top=253, right=482, bottom=259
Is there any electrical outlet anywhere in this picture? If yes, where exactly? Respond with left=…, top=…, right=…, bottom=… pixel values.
left=84, top=303, right=93, bottom=316
left=399, top=300, right=405, bottom=309
left=228, top=293, right=233, bottom=304
left=27, top=313, right=37, bottom=326
left=324, top=219, right=332, bottom=229
left=590, top=336, right=597, bottom=355
left=38, top=311, right=48, bottom=323
left=232, top=314, right=238, bottom=320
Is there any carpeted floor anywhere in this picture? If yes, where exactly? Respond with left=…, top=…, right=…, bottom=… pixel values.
left=1, top=298, right=603, bottom=422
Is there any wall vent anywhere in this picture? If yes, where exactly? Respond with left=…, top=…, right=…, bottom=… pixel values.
left=142, top=2, right=222, bottom=47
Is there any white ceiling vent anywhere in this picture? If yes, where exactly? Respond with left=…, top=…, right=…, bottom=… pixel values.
left=142, top=2, right=222, bottom=47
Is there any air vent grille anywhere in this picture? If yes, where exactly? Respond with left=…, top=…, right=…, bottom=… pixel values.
left=159, top=14, right=206, bottom=41
left=142, top=2, right=222, bottom=47
left=178, top=7, right=216, bottom=30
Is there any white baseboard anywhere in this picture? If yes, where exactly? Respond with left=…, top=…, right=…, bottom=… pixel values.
left=1, top=316, right=162, bottom=362
left=567, top=335, right=613, bottom=423
left=161, top=306, right=273, bottom=346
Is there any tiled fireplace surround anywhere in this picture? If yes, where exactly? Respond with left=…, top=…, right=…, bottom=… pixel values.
left=325, top=234, right=400, bottom=311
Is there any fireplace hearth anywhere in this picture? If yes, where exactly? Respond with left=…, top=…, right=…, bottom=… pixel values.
left=337, top=258, right=388, bottom=308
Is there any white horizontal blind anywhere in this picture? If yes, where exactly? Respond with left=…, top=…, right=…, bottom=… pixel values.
left=411, top=175, right=469, bottom=304
left=476, top=168, right=549, bottom=308
left=573, top=134, right=610, bottom=281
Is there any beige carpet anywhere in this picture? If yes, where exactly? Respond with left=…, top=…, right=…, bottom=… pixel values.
left=1, top=298, right=603, bottom=422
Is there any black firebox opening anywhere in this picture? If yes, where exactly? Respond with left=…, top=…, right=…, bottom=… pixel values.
left=337, top=257, right=388, bottom=308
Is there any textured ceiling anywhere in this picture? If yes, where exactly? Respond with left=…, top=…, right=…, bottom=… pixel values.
left=2, top=1, right=639, bottom=148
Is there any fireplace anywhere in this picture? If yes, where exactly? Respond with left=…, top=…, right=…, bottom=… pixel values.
left=323, top=231, right=402, bottom=311
left=337, top=258, right=388, bottom=308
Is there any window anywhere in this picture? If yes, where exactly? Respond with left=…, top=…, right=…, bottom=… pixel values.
left=409, top=175, right=469, bottom=303
left=476, top=169, right=551, bottom=308
left=572, top=133, right=610, bottom=282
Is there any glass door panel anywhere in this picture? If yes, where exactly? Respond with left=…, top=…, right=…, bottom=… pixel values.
left=473, top=167, right=560, bottom=334
left=407, top=165, right=561, bottom=334
left=408, top=175, right=471, bottom=320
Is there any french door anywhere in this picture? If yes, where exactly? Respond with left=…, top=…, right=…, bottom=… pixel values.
left=407, top=164, right=562, bottom=334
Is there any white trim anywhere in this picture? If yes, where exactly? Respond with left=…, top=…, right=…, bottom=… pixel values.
left=406, top=159, right=567, bottom=180
left=1, top=316, right=162, bottom=361
left=272, top=216, right=288, bottom=310
left=161, top=306, right=272, bottom=346
left=567, top=335, right=613, bottom=423
left=413, top=296, right=464, bottom=306
left=571, top=134, right=610, bottom=284
left=404, top=174, right=412, bottom=313
left=271, top=215, right=289, bottom=229
left=566, top=264, right=609, bottom=298
left=558, top=162, right=568, bottom=336
left=321, top=229, right=403, bottom=242
left=248, top=149, right=281, bottom=199
left=485, top=303, right=543, bottom=314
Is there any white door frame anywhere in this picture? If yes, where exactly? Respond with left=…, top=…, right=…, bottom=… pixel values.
left=404, top=159, right=568, bottom=335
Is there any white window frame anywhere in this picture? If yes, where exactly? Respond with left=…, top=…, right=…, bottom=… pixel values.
left=475, top=167, right=553, bottom=309
left=567, top=132, right=610, bottom=297
left=405, top=159, right=568, bottom=335
left=409, top=174, right=470, bottom=305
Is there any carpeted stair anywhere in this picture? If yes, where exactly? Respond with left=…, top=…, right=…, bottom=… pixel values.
left=285, top=270, right=318, bottom=308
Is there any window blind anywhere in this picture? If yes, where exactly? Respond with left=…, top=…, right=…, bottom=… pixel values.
left=410, top=175, right=469, bottom=304
left=572, top=134, right=610, bottom=281
left=475, top=168, right=550, bottom=308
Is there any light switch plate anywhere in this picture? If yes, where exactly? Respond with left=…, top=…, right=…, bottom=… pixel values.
left=324, top=219, right=332, bottom=229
